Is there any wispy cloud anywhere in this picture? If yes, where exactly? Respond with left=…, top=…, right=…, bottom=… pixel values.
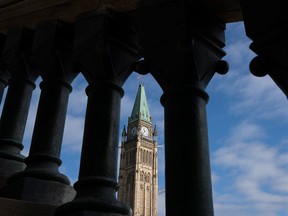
left=22, top=78, right=41, bottom=155
left=120, top=93, right=134, bottom=123
left=68, top=84, right=87, bottom=116
left=226, top=120, right=266, bottom=143
left=210, top=23, right=288, bottom=122
left=228, top=75, right=287, bottom=120
left=210, top=22, right=288, bottom=216
left=212, top=121, right=288, bottom=216
left=62, top=114, right=84, bottom=152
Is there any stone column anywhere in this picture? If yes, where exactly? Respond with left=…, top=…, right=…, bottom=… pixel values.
left=0, top=28, right=38, bottom=188
left=1, top=21, right=77, bottom=205
left=137, top=1, right=228, bottom=215
left=60, top=80, right=131, bottom=216
left=161, top=87, right=214, bottom=215
left=56, top=11, right=139, bottom=216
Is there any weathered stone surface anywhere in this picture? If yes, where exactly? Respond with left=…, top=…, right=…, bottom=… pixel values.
left=0, top=197, right=57, bottom=216
left=1, top=177, right=76, bottom=205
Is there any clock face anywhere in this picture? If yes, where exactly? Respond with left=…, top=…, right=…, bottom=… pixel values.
left=131, top=127, right=137, bottom=136
left=140, top=126, right=149, bottom=136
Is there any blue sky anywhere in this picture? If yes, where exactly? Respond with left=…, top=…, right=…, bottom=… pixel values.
left=1, top=21, right=288, bottom=216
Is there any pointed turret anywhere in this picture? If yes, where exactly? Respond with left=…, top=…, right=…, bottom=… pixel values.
left=153, top=125, right=158, bottom=142
left=121, top=125, right=127, bottom=143
left=122, top=125, right=127, bottom=136
left=152, top=125, right=158, bottom=136
left=128, top=83, right=151, bottom=124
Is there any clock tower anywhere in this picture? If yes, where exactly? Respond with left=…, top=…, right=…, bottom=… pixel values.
left=118, top=83, right=158, bottom=216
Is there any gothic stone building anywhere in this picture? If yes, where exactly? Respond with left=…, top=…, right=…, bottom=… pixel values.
left=118, top=84, right=158, bottom=216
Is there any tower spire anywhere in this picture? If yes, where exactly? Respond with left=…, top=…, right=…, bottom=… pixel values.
left=122, top=125, right=127, bottom=136
left=128, top=83, right=151, bottom=124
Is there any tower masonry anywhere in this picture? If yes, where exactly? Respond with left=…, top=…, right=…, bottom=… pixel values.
left=118, top=83, right=158, bottom=216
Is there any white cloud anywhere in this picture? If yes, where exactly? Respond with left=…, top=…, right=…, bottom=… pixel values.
left=224, top=28, right=254, bottom=68
left=61, top=76, right=87, bottom=153
left=62, top=114, right=85, bottom=152
left=22, top=80, right=41, bottom=155
left=212, top=121, right=288, bottom=216
left=211, top=63, right=288, bottom=125
left=227, top=121, right=266, bottom=143
left=229, top=75, right=288, bottom=120
left=209, top=23, right=288, bottom=216
left=68, top=87, right=87, bottom=116
left=211, top=171, right=220, bottom=184
left=121, top=94, right=134, bottom=122
left=210, top=23, right=288, bottom=123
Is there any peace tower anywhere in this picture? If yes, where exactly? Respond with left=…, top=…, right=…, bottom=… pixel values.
left=118, top=83, right=158, bottom=216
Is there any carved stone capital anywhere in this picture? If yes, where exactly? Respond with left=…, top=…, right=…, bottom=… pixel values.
left=138, top=0, right=227, bottom=91
left=32, top=20, right=78, bottom=84
left=73, top=11, right=140, bottom=86
left=1, top=28, right=38, bottom=82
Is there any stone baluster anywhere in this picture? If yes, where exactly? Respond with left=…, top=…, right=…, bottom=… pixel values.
left=0, top=28, right=38, bottom=188
left=137, top=1, right=228, bottom=215
left=1, top=21, right=77, bottom=205
left=56, top=11, right=139, bottom=216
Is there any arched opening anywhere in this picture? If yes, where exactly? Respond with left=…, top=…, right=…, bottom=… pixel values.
left=118, top=71, right=165, bottom=216
left=60, top=73, right=87, bottom=184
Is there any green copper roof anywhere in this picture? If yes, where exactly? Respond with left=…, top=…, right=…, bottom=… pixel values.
left=128, top=83, right=151, bottom=124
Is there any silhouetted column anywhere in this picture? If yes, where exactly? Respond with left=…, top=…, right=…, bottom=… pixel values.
left=137, top=1, right=228, bottom=215
left=161, top=87, right=213, bottom=215
left=59, top=81, right=131, bottom=216
left=56, top=11, right=139, bottom=216
left=0, top=28, right=38, bottom=188
left=2, top=21, right=77, bottom=205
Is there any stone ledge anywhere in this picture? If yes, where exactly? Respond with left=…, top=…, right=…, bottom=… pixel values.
left=0, top=0, right=242, bottom=33
left=0, top=0, right=138, bottom=33
left=0, top=197, right=57, bottom=216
